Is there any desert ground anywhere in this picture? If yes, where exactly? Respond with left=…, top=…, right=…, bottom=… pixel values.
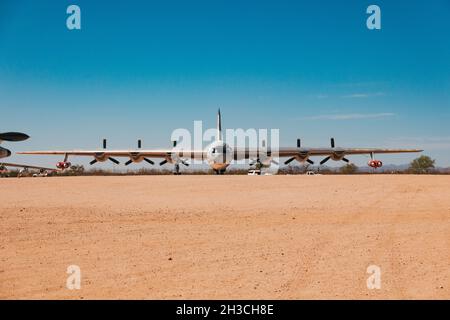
left=0, top=175, right=449, bottom=299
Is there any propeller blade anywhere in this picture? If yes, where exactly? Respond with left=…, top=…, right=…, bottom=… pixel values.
left=181, top=160, right=189, bottom=166
left=172, top=141, right=177, bottom=147
left=297, top=139, right=301, bottom=148
left=89, top=159, right=98, bottom=165
left=342, top=157, right=349, bottom=163
left=330, top=138, right=335, bottom=148
left=271, top=160, right=279, bottom=165
left=125, top=159, right=133, bottom=166
left=108, top=157, right=120, bottom=164
left=160, top=159, right=168, bottom=166
left=138, top=140, right=142, bottom=149
left=103, top=139, right=107, bottom=149
left=307, top=159, right=314, bottom=164
left=284, top=157, right=295, bottom=165
left=0, top=132, right=29, bottom=142
left=320, top=156, right=331, bottom=165
left=143, top=158, right=154, bottom=165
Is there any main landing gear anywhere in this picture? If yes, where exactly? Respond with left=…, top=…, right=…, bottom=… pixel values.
left=213, top=169, right=226, bottom=175
left=173, top=164, right=181, bottom=175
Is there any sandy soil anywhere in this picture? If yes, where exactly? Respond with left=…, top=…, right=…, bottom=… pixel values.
left=0, top=175, right=449, bottom=299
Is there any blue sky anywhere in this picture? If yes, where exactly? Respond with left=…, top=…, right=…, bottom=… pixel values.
left=0, top=0, right=449, bottom=168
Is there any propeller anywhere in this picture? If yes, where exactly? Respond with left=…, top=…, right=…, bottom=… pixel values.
left=90, top=139, right=120, bottom=165
left=319, top=138, right=349, bottom=165
left=0, top=132, right=30, bottom=142
left=124, top=139, right=154, bottom=166
left=159, top=141, right=188, bottom=172
left=138, top=140, right=154, bottom=165
left=320, top=156, right=331, bottom=165
left=320, top=138, right=335, bottom=165
left=284, top=157, right=296, bottom=165
left=143, top=158, right=154, bottom=165
left=284, top=138, right=314, bottom=165
left=181, top=160, right=189, bottom=166
left=249, top=140, right=278, bottom=167
left=160, top=140, right=177, bottom=166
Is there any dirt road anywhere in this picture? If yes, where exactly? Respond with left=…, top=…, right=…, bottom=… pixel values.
left=1, top=175, right=449, bottom=299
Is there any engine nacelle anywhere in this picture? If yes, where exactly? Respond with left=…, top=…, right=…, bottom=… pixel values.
left=294, top=150, right=310, bottom=163
left=0, top=146, right=11, bottom=159
left=56, top=161, right=71, bottom=169
left=331, top=149, right=346, bottom=161
left=129, top=152, right=144, bottom=163
left=93, top=153, right=108, bottom=162
left=368, top=160, right=383, bottom=168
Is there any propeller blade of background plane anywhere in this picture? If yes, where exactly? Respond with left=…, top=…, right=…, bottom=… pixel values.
left=0, top=132, right=29, bottom=142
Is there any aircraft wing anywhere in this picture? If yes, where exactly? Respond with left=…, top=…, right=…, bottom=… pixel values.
left=17, top=150, right=207, bottom=159
left=277, top=147, right=423, bottom=157
left=231, top=147, right=423, bottom=159
left=0, top=162, right=56, bottom=171
left=19, top=147, right=422, bottom=160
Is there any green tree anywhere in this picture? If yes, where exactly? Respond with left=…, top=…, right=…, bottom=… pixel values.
left=340, top=163, right=358, bottom=174
left=68, top=164, right=85, bottom=175
left=409, top=155, right=435, bottom=174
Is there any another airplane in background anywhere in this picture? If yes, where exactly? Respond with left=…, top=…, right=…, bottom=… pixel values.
left=0, top=131, right=56, bottom=177
left=18, top=110, right=423, bottom=174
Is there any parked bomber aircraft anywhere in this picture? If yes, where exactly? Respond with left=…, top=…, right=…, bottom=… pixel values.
left=0, top=131, right=56, bottom=175
left=18, top=110, right=423, bottom=174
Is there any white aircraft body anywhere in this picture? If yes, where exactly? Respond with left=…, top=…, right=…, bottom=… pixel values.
left=18, top=110, right=423, bottom=174
left=0, top=132, right=55, bottom=175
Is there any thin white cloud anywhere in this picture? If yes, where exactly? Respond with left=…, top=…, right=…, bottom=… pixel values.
left=300, top=112, right=395, bottom=120
left=386, top=137, right=450, bottom=151
left=341, top=92, right=386, bottom=98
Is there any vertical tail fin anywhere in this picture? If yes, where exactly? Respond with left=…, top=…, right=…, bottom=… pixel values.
left=216, top=108, right=222, bottom=141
